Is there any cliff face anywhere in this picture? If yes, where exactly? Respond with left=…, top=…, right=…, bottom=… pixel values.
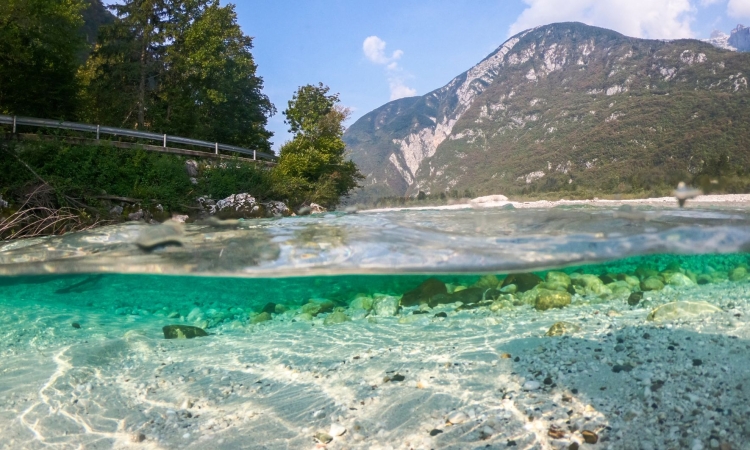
left=728, top=25, right=750, bottom=52
left=344, top=22, right=750, bottom=201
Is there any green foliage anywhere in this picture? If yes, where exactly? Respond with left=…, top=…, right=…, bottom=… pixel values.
left=2, top=141, right=292, bottom=218
left=274, top=84, right=363, bottom=208
left=199, top=158, right=276, bottom=200
left=80, top=0, right=274, bottom=150
left=0, top=0, right=86, bottom=119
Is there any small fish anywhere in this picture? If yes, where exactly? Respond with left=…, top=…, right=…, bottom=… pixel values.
left=673, top=182, right=702, bottom=207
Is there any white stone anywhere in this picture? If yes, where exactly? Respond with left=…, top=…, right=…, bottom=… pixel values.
left=447, top=411, right=468, bottom=424
left=372, top=296, right=400, bottom=316
left=523, top=380, right=541, bottom=391
left=330, top=424, right=346, bottom=436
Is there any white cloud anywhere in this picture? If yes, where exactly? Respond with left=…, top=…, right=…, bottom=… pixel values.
left=509, top=0, right=697, bottom=39
left=700, top=0, right=722, bottom=5
left=389, top=80, right=417, bottom=100
left=363, top=36, right=403, bottom=65
left=728, top=0, right=750, bottom=18
left=362, top=36, right=417, bottom=101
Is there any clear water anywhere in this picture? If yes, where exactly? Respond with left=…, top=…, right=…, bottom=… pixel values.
left=1, top=205, right=750, bottom=449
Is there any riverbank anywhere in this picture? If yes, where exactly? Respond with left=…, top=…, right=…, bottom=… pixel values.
left=361, top=194, right=750, bottom=213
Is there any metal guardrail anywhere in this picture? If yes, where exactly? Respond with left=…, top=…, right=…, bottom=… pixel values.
left=0, top=114, right=276, bottom=161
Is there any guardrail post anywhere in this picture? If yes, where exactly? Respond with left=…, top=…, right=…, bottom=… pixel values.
left=12, top=116, right=16, bottom=134
left=215, top=143, right=218, bottom=155
left=253, top=150, right=256, bottom=160
left=163, top=134, right=167, bottom=148
left=96, top=125, right=100, bottom=140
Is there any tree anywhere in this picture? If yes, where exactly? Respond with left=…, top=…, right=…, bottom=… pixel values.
left=0, top=0, right=86, bottom=119
left=274, top=83, right=363, bottom=208
left=79, top=0, right=169, bottom=129
left=80, top=0, right=274, bottom=150
left=160, top=1, right=275, bottom=150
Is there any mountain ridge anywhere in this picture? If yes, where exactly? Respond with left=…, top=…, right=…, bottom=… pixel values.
left=345, top=22, right=750, bottom=201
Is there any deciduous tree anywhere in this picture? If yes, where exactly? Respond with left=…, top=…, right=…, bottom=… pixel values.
left=274, top=83, right=363, bottom=208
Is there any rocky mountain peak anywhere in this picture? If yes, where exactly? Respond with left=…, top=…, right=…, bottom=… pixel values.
left=344, top=22, right=750, bottom=202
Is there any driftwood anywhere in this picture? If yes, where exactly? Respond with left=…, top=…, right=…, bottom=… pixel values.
left=1, top=146, right=108, bottom=240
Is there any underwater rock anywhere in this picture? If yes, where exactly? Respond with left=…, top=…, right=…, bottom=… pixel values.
left=294, top=312, right=313, bottom=322
left=545, top=321, right=581, bottom=336
left=300, top=300, right=335, bottom=316
left=260, top=302, right=277, bottom=314
left=599, top=273, right=617, bottom=284
left=251, top=312, right=272, bottom=324
left=274, top=304, right=287, bottom=314
left=324, top=311, right=351, bottom=325
left=664, top=272, right=696, bottom=287
left=135, top=220, right=184, bottom=251
left=447, top=411, right=468, bottom=424
left=373, top=295, right=400, bottom=316
left=607, top=281, right=633, bottom=297
left=499, top=283, right=517, bottom=294
left=71, top=322, right=81, bottom=329
left=571, top=274, right=611, bottom=296
left=162, top=325, right=208, bottom=339
left=434, top=312, right=448, bottom=318
left=636, top=266, right=660, bottom=280
left=501, top=273, right=542, bottom=292
left=545, top=271, right=572, bottom=289
left=109, top=205, right=123, bottom=216
left=350, top=295, right=374, bottom=310
left=535, top=289, right=571, bottom=311
left=729, top=266, right=747, bottom=282
left=523, top=380, right=541, bottom=391
left=647, top=301, right=723, bottom=322
left=472, top=274, right=501, bottom=290
left=697, top=274, right=713, bottom=285
left=582, top=430, right=599, bottom=444
left=314, top=432, right=333, bottom=444
left=489, top=298, right=512, bottom=312
left=348, top=308, right=369, bottom=320
left=618, top=274, right=641, bottom=288
left=428, top=287, right=484, bottom=307
left=330, top=424, right=346, bottom=437
left=628, top=292, right=644, bottom=306
left=401, top=278, right=447, bottom=306
left=641, top=277, right=665, bottom=291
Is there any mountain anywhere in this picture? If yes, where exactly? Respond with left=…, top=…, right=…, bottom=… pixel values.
left=344, top=22, right=750, bottom=201
left=706, top=25, right=750, bottom=52
left=729, top=25, right=750, bottom=52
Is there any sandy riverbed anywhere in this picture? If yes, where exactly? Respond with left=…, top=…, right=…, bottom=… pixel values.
left=1, top=273, right=749, bottom=449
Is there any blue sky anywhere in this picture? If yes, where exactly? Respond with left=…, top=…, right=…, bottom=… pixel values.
left=236, top=0, right=750, bottom=148
left=108, top=0, right=750, bottom=149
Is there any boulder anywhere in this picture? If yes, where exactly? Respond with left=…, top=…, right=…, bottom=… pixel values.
left=350, top=295, right=373, bottom=310
left=185, top=160, right=199, bottom=177
left=300, top=300, right=335, bottom=316
left=163, top=325, right=208, bottom=339
left=729, top=266, right=747, bottom=282
left=401, top=278, right=447, bottom=307
left=373, top=295, right=400, bottom=316
left=472, top=275, right=501, bottom=290
left=251, top=312, right=272, bottom=324
left=641, top=277, right=665, bottom=291
left=647, top=301, right=722, bottom=322
left=324, top=311, right=351, bottom=325
left=501, top=273, right=542, bottom=293
left=428, top=287, right=484, bottom=307
left=534, top=289, right=571, bottom=311
left=545, top=271, right=571, bottom=289
left=664, top=272, right=696, bottom=287
left=571, top=273, right=611, bottom=296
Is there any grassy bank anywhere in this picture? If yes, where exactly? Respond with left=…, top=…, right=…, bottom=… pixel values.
left=1, top=140, right=279, bottom=238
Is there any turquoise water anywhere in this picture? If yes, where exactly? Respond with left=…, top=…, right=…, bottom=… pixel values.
left=2, top=206, right=750, bottom=449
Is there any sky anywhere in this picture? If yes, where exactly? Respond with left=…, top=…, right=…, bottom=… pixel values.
left=108, top=0, right=750, bottom=150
